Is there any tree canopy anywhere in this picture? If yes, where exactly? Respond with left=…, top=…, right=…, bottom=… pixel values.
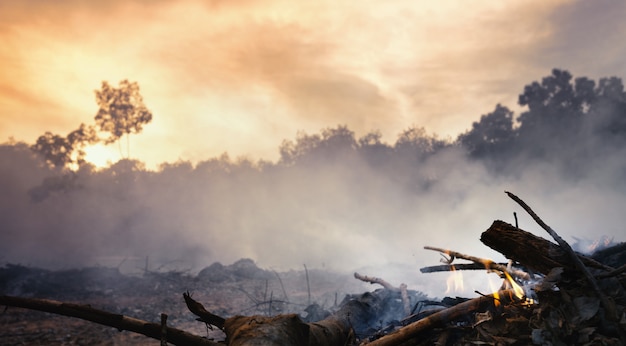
left=95, top=80, right=153, bottom=158
left=22, top=69, right=626, bottom=177
left=31, top=123, right=98, bottom=169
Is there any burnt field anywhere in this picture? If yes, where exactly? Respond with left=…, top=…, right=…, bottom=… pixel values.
left=2, top=230, right=625, bottom=345
left=0, top=259, right=372, bottom=345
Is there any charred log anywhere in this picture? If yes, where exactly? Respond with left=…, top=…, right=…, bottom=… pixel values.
left=365, top=289, right=520, bottom=346
left=480, top=220, right=609, bottom=275
left=184, top=288, right=397, bottom=345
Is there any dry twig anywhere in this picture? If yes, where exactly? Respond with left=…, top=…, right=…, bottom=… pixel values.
left=354, top=272, right=398, bottom=291
left=423, top=246, right=531, bottom=281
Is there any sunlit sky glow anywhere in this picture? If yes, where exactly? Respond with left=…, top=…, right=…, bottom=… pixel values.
left=1, top=0, right=625, bottom=169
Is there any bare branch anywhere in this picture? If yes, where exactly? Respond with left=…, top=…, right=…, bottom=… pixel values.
left=423, top=246, right=531, bottom=281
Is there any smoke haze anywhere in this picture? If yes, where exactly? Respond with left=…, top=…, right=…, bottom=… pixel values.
left=2, top=68, right=626, bottom=297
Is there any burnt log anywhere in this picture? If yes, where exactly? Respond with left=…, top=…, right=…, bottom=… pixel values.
left=365, top=289, right=520, bottom=346
left=481, top=220, right=626, bottom=343
left=185, top=289, right=395, bottom=345
left=480, top=220, right=611, bottom=275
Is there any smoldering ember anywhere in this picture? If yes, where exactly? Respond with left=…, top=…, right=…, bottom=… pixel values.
left=1, top=192, right=625, bottom=345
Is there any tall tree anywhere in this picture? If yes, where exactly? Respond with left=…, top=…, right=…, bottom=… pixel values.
left=94, top=80, right=153, bottom=158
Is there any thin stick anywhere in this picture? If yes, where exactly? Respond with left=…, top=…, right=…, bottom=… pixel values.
left=273, top=270, right=289, bottom=303
left=505, top=191, right=618, bottom=322
left=354, top=272, right=397, bottom=291
left=423, top=246, right=531, bottom=281
left=268, top=291, right=273, bottom=317
left=160, top=313, right=168, bottom=346
left=420, top=263, right=506, bottom=273
left=304, top=264, right=311, bottom=305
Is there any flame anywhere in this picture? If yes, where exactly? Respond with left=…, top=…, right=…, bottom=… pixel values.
left=487, top=274, right=502, bottom=307
left=481, top=258, right=534, bottom=306
left=488, top=271, right=535, bottom=307
left=503, top=271, right=525, bottom=300
left=493, top=290, right=501, bottom=307
left=445, top=265, right=464, bottom=294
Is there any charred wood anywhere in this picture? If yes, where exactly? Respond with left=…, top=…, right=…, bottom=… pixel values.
left=183, top=287, right=402, bottom=345
left=423, top=246, right=531, bottom=281
left=481, top=220, right=610, bottom=275
left=364, top=289, right=520, bottom=346
left=420, top=263, right=506, bottom=273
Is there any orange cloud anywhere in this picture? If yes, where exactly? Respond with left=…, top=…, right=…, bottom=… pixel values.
left=2, top=0, right=624, bottom=169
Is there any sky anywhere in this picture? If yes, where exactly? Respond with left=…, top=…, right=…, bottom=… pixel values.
left=2, top=0, right=625, bottom=169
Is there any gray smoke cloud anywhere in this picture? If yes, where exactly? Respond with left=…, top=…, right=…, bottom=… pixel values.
left=1, top=122, right=625, bottom=298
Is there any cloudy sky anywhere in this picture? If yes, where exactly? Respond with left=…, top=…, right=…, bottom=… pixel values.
left=1, top=0, right=625, bottom=168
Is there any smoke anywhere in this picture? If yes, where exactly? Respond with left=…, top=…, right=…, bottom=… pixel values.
left=2, top=119, right=625, bottom=298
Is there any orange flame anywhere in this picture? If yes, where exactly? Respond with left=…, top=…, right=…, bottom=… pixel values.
left=503, top=271, right=525, bottom=300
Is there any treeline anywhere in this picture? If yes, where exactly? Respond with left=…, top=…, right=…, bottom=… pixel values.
left=7, top=69, right=626, bottom=181
left=2, top=67, right=626, bottom=207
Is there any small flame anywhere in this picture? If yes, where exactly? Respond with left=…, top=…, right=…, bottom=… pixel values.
left=481, top=258, right=535, bottom=306
left=445, top=265, right=464, bottom=294
left=488, top=271, right=536, bottom=307
left=487, top=274, right=503, bottom=307
left=503, top=271, right=525, bottom=300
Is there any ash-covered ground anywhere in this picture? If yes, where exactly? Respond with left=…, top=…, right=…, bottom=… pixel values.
left=0, top=258, right=422, bottom=345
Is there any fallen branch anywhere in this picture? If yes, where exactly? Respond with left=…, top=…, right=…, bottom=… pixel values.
left=423, top=246, right=531, bottom=281
left=0, top=295, right=218, bottom=346
left=363, top=289, right=519, bottom=346
left=354, top=272, right=412, bottom=317
left=354, top=272, right=397, bottom=291
left=420, top=263, right=505, bottom=273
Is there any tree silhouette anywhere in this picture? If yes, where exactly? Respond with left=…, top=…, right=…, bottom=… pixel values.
left=394, top=126, right=445, bottom=160
left=94, top=80, right=153, bottom=158
left=278, top=125, right=359, bottom=165
left=31, top=132, right=73, bottom=169
left=589, top=76, right=626, bottom=139
left=31, top=123, right=98, bottom=169
left=458, top=104, right=515, bottom=159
